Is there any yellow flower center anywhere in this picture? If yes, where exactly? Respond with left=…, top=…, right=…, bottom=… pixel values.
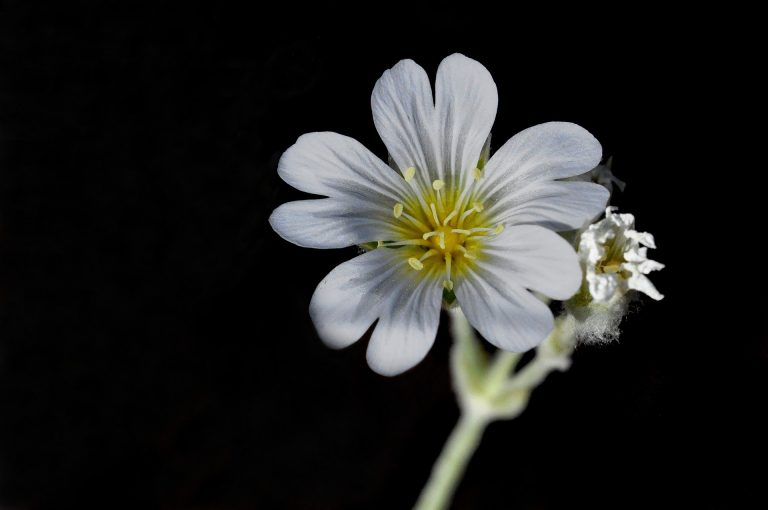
left=379, top=166, right=504, bottom=291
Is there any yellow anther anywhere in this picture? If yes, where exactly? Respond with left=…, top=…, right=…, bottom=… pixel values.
left=422, top=231, right=438, bottom=240
left=403, top=166, right=416, bottom=182
left=451, top=229, right=471, bottom=235
left=492, top=224, right=505, bottom=235
left=377, top=240, right=385, bottom=248
left=472, top=167, right=483, bottom=180
left=472, top=202, right=484, bottom=212
left=393, top=203, right=404, bottom=218
left=443, top=280, right=454, bottom=291
left=432, top=179, right=445, bottom=191
left=438, top=231, right=446, bottom=250
left=408, top=257, right=424, bottom=270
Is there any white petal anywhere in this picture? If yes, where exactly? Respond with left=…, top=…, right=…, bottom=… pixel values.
left=477, top=122, right=602, bottom=212
left=480, top=225, right=582, bottom=300
left=455, top=266, right=554, bottom=352
left=587, top=270, right=619, bottom=303
left=366, top=270, right=443, bottom=376
left=486, top=180, right=609, bottom=231
left=278, top=132, right=409, bottom=204
left=435, top=54, right=497, bottom=186
left=626, top=229, right=657, bottom=249
left=371, top=59, right=439, bottom=186
left=269, top=199, right=396, bottom=249
left=637, top=259, right=665, bottom=274
left=309, top=249, right=402, bottom=348
left=626, top=270, right=664, bottom=301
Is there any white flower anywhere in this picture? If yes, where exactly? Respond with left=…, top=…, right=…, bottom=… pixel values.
left=578, top=207, right=664, bottom=303
left=270, top=54, right=608, bottom=375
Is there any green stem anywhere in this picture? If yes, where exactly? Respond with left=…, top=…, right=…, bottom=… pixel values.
left=484, top=351, right=521, bottom=394
left=413, top=412, right=489, bottom=510
left=415, top=309, right=577, bottom=510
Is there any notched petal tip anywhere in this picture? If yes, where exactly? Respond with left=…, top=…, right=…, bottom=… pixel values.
left=308, top=250, right=397, bottom=350
left=364, top=275, right=442, bottom=377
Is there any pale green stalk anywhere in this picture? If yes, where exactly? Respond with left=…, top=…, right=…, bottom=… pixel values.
left=412, top=413, right=488, bottom=510
left=413, top=309, right=575, bottom=510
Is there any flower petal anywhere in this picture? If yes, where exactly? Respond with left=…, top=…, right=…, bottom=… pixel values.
left=455, top=266, right=554, bottom=352
left=479, top=225, right=582, bottom=301
left=478, top=122, right=603, bottom=222
left=309, top=249, right=402, bottom=348
left=586, top=270, right=620, bottom=303
left=269, top=199, right=395, bottom=249
left=371, top=59, right=439, bottom=187
left=627, top=272, right=664, bottom=300
left=486, top=180, right=609, bottom=231
left=435, top=54, right=498, bottom=186
left=366, top=270, right=443, bottom=376
left=278, top=132, right=409, bottom=204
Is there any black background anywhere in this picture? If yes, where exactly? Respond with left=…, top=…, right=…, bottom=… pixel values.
left=0, top=3, right=763, bottom=509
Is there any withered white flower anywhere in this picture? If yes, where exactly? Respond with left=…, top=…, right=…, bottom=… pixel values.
left=579, top=207, right=664, bottom=303
left=270, top=54, right=608, bottom=375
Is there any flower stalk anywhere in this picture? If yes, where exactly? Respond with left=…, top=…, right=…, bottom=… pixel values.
left=413, top=413, right=488, bottom=510
left=414, top=308, right=576, bottom=510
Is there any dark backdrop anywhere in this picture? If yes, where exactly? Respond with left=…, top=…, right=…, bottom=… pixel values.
left=0, top=3, right=762, bottom=509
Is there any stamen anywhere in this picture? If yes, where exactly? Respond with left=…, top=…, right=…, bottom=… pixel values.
left=459, top=202, right=484, bottom=223
left=444, top=253, right=452, bottom=283
left=429, top=203, right=441, bottom=227
left=451, top=229, right=471, bottom=235
left=438, top=231, right=446, bottom=250
left=400, top=212, right=431, bottom=232
left=400, top=169, right=434, bottom=223
left=419, top=249, right=439, bottom=261
left=377, top=240, right=385, bottom=248
left=468, top=225, right=503, bottom=235
left=422, top=231, right=438, bottom=241
left=472, top=167, right=483, bottom=180
left=408, top=257, right=424, bottom=270
left=442, top=209, right=458, bottom=226
left=454, top=175, right=481, bottom=225
left=386, top=239, right=431, bottom=247
left=443, top=280, right=454, bottom=291
left=457, top=246, right=476, bottom=259
left=432, top=179, right=445, bottom=208
left=393, top=203, right=403, bottom=218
